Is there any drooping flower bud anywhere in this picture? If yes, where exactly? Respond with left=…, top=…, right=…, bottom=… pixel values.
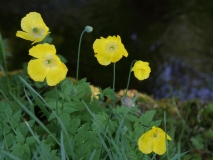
left=85, top=26, right=93, bottom=33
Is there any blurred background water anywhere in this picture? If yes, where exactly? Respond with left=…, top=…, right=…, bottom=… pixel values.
left=1, top=0, right=213, bottom=102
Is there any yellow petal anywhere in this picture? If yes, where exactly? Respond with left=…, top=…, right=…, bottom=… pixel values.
left=95, top=53, right=111, bottom=66
left=152, top=127, right=172, bottom=155
left=17, top=12, right=49, bottom=43
left=138, top=130, right=154, bottom=154
left=107, top=36, right=128, bottom=62
left=93, top=35, right=128, bottom=65
left=110, top=35, right=128, bottom=57
left=110, top=49, right=122, bottom=63
left=21, top=12, right=49, bottom=35
left=120, top=46, right=128, bottom=57
left=16, top=31, right=35, bottom=41
left=132, top=61, right=151, bottom=80
left=27, top=59, right=48, bottom=82
left=29, top=43, right=56, bottom=58
left=167, top=134, right=172, bottom=140
left=46, top=62, right=68, bottom=86
left=153, top=133, right=166, bottom=155
left=94, top=38, right=111, bottom=65
left=21, top=12, right=42, bottom=32
left=93, top=38, right=107, bottom=55
left=133, top=68, right=150, bottom=80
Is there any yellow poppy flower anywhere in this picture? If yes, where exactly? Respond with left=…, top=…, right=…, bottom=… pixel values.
left=27, top=43, right=68, bottom=86
left=93, top=35, right=128, bottom=65
left=16, top=12, right=50, bottom=44
left=131, top=60, right=151, bottom=80
left=138, top=126, right=172, bottom=155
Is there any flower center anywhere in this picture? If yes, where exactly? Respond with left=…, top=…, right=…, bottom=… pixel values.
left=32, top=27, right=44, bottom=38
left=153, top=129, right=158, bottom=138
left=33, top=28, right=38, bottom=33
left=106, top=42, right=118, bottom=53
left=140, top=68, right=145, bottom=73
left=44, top=54, right=56, bottom=68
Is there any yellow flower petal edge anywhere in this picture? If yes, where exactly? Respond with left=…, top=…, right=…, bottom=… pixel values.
left=131, top=60, right=151, bottom=80
left=27, top=43, right=68, bottom=86
left=138, top=126, right=172, bottom=155
left=16, top=12, right=50, bottom=44
left=93, top=35, right=128, bottom=66
left=29, top=43, right=56, bottom=59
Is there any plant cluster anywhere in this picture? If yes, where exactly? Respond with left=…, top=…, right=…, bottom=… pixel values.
left=0, top=12, right=189, bottom=160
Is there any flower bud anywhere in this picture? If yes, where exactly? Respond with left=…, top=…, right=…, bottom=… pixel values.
left=85, top=26, right=93, bottom=33
left=121, top=97, right=135, bottom=108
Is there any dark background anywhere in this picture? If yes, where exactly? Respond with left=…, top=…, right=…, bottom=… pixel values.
left=1, top=0, right=213, bottom=102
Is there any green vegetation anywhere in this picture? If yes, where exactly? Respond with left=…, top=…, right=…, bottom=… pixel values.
left=0, top=23, right=212, bottom=159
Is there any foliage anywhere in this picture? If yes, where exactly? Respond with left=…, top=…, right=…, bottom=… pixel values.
left=0, top=25, right=195, bottom=160
left=0, top=74, right=162, bottom=159
left=0, top=69, right=194, bottom=159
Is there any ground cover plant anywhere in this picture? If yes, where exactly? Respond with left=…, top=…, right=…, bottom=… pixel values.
left=1, top=11, right=212, bottom=160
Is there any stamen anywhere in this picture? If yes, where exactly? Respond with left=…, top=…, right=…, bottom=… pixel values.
left=153, top=130, right=158, bottom=137
left=32, top=27, right=44, bottom=38
left=44, top=54, right=57, bottom=68
left=106, top=42, right=118, bottom=53
left=46, top=60, right=51, bottom=64
left=33, top=28, right=38, bottom=33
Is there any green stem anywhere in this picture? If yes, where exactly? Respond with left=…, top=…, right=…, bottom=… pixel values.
left=76, top=29, right=86, bottom=81
left=164, top=111, right=170, bottom=160
left=113, top=63, right=116, bottom=91
left=124, top=60, right=137, bottom=97
left=0, top=33, right=11, bottom=91
left=55, top=85, right=59, bottom=137
left=100, top=62, right=117, bottom=156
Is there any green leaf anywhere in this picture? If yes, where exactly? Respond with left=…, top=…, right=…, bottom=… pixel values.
left=149, top=120, right=162, bottom=127
left=66, top=101, right=86, bottom=112
left=11, top=143, right=24, bottom=158
left=16, top=131, right=25, bottom=144
left=63, top=102, right=78, bottom=113
left=11, top=109, right=21, bottom=128
left=113, top=105, right=129, bottom=115
left=72, top=78, right=91, bottom=100
left=77, top=123, right=90, bottom=134
left=48, top=109, right=62, bottom=121
left=57, top=54, right=67, bottom=63
left=102, top=87, right=116, bottom=100
left=22, top=144, right=30, bottom=155
left=92, top=112, right=108, bottom=133
left=108, top=119, right=118, bottom=132
left=133, top=122, right=145, bottom=141
left=60, top=79, right=74, bottom=95
left=88, top=98, right=105, bottom=113
left=67, top=118, right=81, bottom=135
left=3, top=123, right=11, bottom=135
left=46, top=98, right=63, bottom=110
left=26, top=136, right=36, bottom=145
left=190, top=136, right=204, bottom=150
left=0, top=101, right=12, bottom=118
left=59, top=112, right=71, bottom=128
left=4, top=133, right=14, bottom=148
left=43, top=89, right=57, bottom=99
left=138, top=110, right=156, bottom=126
left=17, top=120, right=34, bottom=136
left=125, top=114, right=139, bottom=123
